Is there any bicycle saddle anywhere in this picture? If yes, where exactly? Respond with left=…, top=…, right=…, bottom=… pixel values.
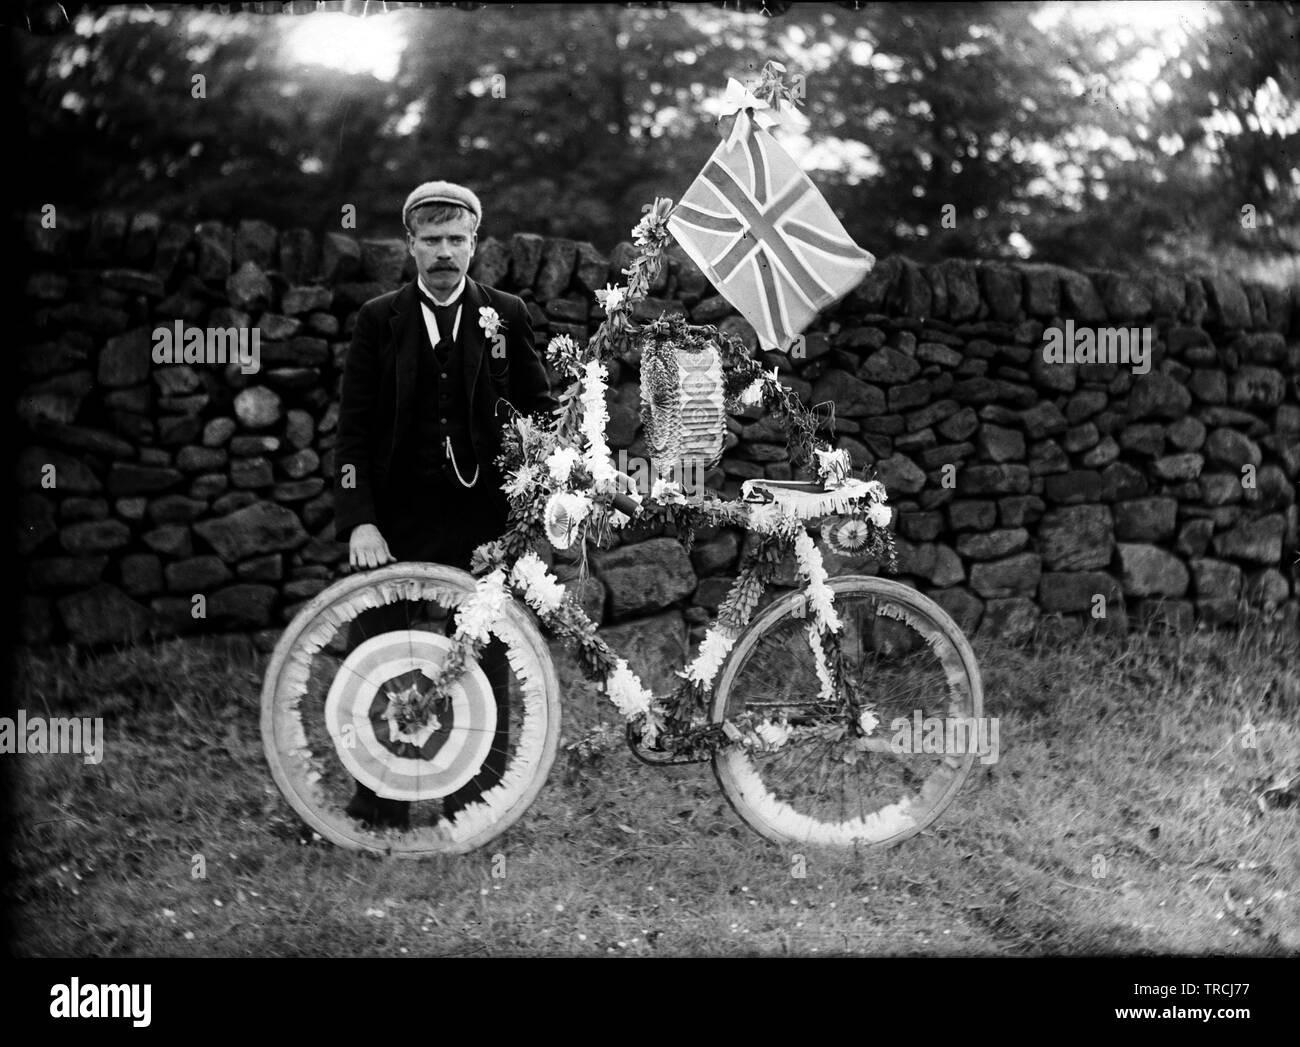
left=740, top=477, right=875, bottom=519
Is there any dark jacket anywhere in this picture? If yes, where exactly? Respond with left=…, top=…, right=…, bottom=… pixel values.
left=334, top=277, right=557, bottom=545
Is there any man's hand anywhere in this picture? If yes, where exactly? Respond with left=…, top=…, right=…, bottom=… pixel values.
left=349, top=523, right=394, bottom=570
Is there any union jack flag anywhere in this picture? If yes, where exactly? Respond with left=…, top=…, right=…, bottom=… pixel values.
left=667, top=109, right=875, bottom=351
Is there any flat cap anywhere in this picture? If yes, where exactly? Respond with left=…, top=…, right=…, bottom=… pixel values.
left=402, top=180, right=482, bottom=230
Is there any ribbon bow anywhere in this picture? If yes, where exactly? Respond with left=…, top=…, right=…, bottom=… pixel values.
left=718, top=77, right=784, bottom=147
left=719, top=77, right=782, bottom=128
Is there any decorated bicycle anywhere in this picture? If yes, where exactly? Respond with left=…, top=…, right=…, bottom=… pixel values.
left=260, top=66, right=984, bottom=856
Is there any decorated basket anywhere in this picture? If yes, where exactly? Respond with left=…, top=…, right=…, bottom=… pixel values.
left=638, top=318, right=727, bottom=480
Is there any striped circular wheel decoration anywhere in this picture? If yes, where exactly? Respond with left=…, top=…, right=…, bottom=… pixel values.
left=262, top=562, right=564, bottom=856
left=323, top=630, right=497, bottom=801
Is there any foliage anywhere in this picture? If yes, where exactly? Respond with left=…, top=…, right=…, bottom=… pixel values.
left=13, top=4, right=1297, bottom=278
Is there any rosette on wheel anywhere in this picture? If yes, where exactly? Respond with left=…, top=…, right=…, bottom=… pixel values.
left=323, top=630, right=497, bottom=801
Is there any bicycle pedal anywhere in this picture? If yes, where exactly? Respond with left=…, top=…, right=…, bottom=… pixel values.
left=627, top=729, right=712, bottom=766
left=632, top=745, right=709, bottom=767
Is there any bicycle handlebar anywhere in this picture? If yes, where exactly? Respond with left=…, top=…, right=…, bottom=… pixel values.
left=610, top=491, right=642, bottom=517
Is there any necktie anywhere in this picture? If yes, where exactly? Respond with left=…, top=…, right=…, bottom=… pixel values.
left=417, top=286, right=460, bottom=343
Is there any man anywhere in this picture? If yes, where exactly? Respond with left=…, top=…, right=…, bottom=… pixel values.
left=334, top=180, right=557, bottom=828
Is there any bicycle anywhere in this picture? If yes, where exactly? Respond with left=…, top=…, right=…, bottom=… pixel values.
left=260, top=199, right=984, bottom=858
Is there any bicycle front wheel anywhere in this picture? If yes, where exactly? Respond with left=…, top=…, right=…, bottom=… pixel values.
left=711, top=576, right=984, bottom=849
left=260, top=562, right=562, bottom=856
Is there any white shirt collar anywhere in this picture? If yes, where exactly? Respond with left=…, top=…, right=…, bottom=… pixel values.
left=417, top=273, right=466, bottom=307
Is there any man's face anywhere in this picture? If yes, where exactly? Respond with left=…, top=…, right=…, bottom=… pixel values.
left=407, top=210, right=477, bottom=295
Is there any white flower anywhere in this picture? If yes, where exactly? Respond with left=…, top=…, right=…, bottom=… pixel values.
left=746, top=502, right=787, bottom=535
left=544, top=491, right=592, bottom=549
left=651, top=477, right=687, bottom=505
left=867, top=502, right=892, bottom=528
left=547, top=332, right=577, bottom=359
left=737, top=365, right=782, bottom=406
left=453, top=569, right=510, bottom=645
left=808, top=585, right=839, bottom=632
left=383, top=682, right=441, bottom=747
left=545, top=446, right=582, bottom=485
left=755, top=719, right=792, bottom=751
left=806, top=622, right=836, bottom=701
left=605, top=658, right=653, bottom=718
left=858, top=709, right=880, bottom=736
left=631, top=213, right=658, bottom=247
left=814, top=447, right=853, bottom=488
left=478, top=306, right=504, bottom=340
left=684, top=625, right=736, bottom=687
left=863, top=480, right=887, bottom=503
left=579, top=361, right=618, bottom=489
left=510, top=552, right=567, bottom=616
left=588, top=455, right=617, bottom=489
left=503, top=463, right=539, bottom=500
left=794, top=531, right=841, bottom=634
left=595, top=284, right=627, bottom=316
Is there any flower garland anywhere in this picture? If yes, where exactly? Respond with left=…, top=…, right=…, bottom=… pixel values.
left=509, top=551, right=566, bottom=615
left=806, top=620, right=837, bottom=703
left=604, top=659, right=655, bottom=721
left=739, top=365, right=777, bottom=407
left=683, top=623, right=737, bottom=688
left=578, top=360, right=618, bottom=490
left=793, top=530, right=841, bottom=635
left=454, top=568, right=510, bottom=646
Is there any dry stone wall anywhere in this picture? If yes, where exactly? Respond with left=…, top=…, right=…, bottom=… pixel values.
left=16, top=209, right=1300, bottom=651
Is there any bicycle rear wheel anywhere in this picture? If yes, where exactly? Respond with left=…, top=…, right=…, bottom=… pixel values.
left=711, top=576, right=984, bottom=849
left=260, top=562, right=561, bottom=856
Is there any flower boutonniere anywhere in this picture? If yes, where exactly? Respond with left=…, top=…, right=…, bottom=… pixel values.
left=478, top=305, right=505, bottom=340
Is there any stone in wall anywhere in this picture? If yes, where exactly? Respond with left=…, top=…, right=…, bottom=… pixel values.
left=193, top=501, right=308, bottom=562
left=56, top=584, right=153, bottom=646
left=594, top=538, right=697, bottom=620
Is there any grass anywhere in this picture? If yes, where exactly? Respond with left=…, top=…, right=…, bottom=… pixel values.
left=5, top=609, right=1299, bottom=957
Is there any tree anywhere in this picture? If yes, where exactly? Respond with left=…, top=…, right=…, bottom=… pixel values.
left=13, top=3, right=1298, bottom=281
